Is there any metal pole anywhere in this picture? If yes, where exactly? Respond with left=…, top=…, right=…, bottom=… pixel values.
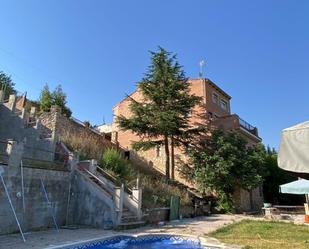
left=20, top=160, right=25, bottom=213
left=65, top=180, right=72, bottom=226
left=40, top=178, right=59, bottom=231
left=0, top=175, right=26, bottom=242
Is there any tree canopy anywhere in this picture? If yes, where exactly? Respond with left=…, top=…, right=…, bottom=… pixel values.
left=39, top=84, right=72, bottom=117
left=263, top=147, right=303, bottom=205
left=187, top=129, right=267, bottom=212
left=117, top=47, right=201, bottom=179
left=0, top=71, right=16, bottom=99
left=39, top=84, right=53, bottom=112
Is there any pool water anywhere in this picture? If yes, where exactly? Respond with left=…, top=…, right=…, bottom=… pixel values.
left=68, top=235, right=213, bottom=249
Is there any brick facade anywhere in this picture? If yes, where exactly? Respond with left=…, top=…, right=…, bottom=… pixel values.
left=112, top=78, right=263, bottom=212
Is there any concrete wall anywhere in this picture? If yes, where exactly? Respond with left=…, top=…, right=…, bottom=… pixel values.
left=67, top=170, right=116, bottom=229
left=0, top=164, right=119, bottom=235
left=0, top=164, right=70, bottom=235
left=0, top=100, right=124, bottom=235
left=0, top=104, right=55, bottom=161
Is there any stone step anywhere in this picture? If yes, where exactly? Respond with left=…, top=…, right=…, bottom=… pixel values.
left=116, top=221, right=146, bottom=230
left=121, top=215, right=139, bottom=223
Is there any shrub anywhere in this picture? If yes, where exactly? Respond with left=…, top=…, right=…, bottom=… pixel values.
left=101, top=148, right=130, bottom=179
left=140, top=175, right=192, bottom=208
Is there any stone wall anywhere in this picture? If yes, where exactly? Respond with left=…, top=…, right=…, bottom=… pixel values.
left=39, top=106, right=114, bottom=159
left=233, top=186, right=264, bottom=213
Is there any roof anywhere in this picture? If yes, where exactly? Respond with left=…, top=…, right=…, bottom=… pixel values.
left=283, top=121, right=309, bottom=132
left=189, top=78, right=231, bottom=100
left=113, top=77, right=232, bottom=108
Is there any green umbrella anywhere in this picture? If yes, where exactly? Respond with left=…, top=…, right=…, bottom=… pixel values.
left=280, top=179, right=309, bottom=194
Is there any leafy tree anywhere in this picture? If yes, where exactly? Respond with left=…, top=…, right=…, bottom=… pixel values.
left=38, top=84, right=72, bottom=117
left=117, top=47, right=201, bottom=179
left=263, top=148, right=303, bottom=205
left=0, top=71, right=16, bottom=99
left=187, top=129, right=266, bottom=212
left=39, top=84, right=53, bottom=112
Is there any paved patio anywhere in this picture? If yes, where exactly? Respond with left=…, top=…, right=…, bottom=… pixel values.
left=0, top=214, right=305, bottom=249
left=0, top=214, right=248, bottom=249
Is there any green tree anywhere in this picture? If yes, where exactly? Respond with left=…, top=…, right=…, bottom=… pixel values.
left=263, top=148, right=303, bottom=205
left=52, top=85, right=72, bottom=117
left=39, top=84, right=53, bottom=112
left=101, top=148, right=130, bottom=179
left=117, top=47, right=201, bottom=179
left=38, top=84, right=72, bottom=117
left=187, top=129, right=266, bottom=212
left=0, top=71, right=16, bottom=99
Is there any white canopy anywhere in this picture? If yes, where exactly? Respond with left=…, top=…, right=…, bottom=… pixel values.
left=278, top=121, right=309, bottom=173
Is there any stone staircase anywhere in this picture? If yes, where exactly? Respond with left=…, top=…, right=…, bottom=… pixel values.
left=117, top=208, right=145, bottom=230
left=78, top=161, right=145, bottom=229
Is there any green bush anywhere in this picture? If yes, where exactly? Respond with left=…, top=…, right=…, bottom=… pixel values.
left=101, top=148, right=130, bottom=179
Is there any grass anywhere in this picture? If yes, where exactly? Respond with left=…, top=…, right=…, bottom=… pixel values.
left=210, top=220, right=309, bottom=249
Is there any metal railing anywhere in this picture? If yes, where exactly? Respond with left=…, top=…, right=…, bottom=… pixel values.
left=70, top=116, right=105, bottom=137
left=239, top=118, right=258, bottom=136
left=96, top=164, right=134, bottom=195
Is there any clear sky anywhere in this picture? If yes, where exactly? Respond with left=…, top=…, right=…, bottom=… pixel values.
left=0, top=0, right=308, bottom=149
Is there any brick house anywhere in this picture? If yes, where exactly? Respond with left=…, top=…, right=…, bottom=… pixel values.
left=112, top=78, right=263, bottom=212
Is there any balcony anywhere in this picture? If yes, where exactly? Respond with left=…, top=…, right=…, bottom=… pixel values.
left=212, top=114, right=260, bottom=141
left=238, top=118, right=259, bottom=137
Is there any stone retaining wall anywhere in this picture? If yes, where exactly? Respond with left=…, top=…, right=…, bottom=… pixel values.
left=39, top=106, right=114, bottom=159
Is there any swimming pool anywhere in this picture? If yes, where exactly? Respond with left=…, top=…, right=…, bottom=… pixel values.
left=57, top=235, right=219, bottom=249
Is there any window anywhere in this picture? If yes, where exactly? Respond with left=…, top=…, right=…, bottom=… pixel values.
left=212, top=92, right=219, bottom=104
left=156, top=145, right=162, bottom=157
left=220, top=99, right=228, bottom=110
left=124, top=151, right=130, bottom=160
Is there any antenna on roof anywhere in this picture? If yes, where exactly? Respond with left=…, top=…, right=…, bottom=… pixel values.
left=199, top=59, right=205, bottom=78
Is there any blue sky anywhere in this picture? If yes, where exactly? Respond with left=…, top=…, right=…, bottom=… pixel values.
left=0, top=0, right=308, bottom=149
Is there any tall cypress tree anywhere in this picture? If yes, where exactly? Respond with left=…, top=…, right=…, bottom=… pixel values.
left=117, top=47, right=201, bottom=179
left=39, top=84, right=53, bottom=112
